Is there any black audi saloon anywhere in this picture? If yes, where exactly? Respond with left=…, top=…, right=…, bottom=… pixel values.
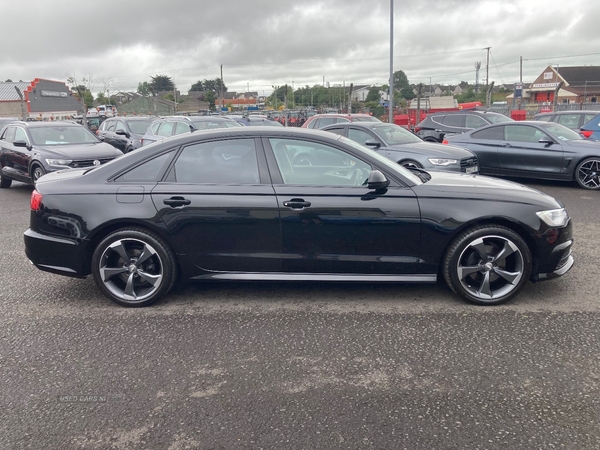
left=24, top=127, right=574, bottom=307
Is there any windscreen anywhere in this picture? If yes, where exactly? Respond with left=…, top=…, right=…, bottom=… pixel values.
left=29, top=125, right=99, bottom=145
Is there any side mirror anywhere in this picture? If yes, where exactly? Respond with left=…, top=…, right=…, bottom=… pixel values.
left=367, top=170, right=390, bottom=190
left=364, top=139, right=381, bottom=149
left=116, top=129, right=129, bottom=137
left=13, top=140, right=30, bottom=150
left=539, top=137, right=554, bottom=145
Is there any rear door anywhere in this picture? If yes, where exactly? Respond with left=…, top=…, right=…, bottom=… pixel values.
left=0, top=126, right=31, bottom=180
left=151, top=137, right=282, bottom=272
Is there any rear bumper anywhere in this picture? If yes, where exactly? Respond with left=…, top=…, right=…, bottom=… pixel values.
left=24, top=229, right=87, bottom=278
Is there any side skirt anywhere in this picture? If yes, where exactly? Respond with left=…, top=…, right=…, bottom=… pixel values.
left=191, top=272, right=438, bottom=282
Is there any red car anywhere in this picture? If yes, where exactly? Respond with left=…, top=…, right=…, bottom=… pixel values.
left=302, top=113, right=380, bottom=129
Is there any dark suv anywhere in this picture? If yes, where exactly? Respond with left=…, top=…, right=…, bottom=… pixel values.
left=415, top=110, right=512, bottom=142
left=533, top=111, right=600, bottom=131
left=0, top=121, right=122, bottom=187
left=97, top=116, right=155, bottom=153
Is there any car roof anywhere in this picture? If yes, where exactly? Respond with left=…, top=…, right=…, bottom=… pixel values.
left=8, top=120, right=81, bottom=128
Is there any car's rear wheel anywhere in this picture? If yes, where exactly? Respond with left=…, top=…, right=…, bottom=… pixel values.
left=443, top=225, right=531, bottom=306
left=31, top=164, right=46, bottom=185
left=575, top=157, right=600, bottom=190
left=422, top=137, right=439, bottom=143
left=400, top=159, right=423, bottom=170
left=91, top=228, right=177, bottom=307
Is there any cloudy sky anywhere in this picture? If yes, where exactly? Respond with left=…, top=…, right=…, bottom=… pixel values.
left=1, top=0, right=598, bottom=95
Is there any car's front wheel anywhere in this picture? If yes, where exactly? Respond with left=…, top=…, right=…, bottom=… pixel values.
left=575, top=157, right=600, bottom=190
left=0, top=168, right=12, bottom=188
left=31, top=164, right=46, bottom=185
left=400, top=159, right=423, bottom=170
left=91, top=228, right=177, bottom=307
left=443, top=225, right=532, bottom=305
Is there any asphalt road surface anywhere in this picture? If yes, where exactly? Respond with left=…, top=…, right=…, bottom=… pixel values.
left=1, top=178, right=599, bottom=449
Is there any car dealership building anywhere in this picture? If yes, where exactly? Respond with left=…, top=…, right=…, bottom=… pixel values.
left=0, top=78, right=82, bottom=120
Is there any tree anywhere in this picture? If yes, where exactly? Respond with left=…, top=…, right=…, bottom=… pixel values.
left=393, top=70, right=410, bottom=90
left=137, top=81, right=151, bottom=96
left=191, top=78, right=227, bottom=93
left=149, top=75, right=175, bottom=93
left=366, top=86, right=381, bottom=103
left=205, top=91, right=216, bottom=110
left=5, top=79, right=12, bottom=82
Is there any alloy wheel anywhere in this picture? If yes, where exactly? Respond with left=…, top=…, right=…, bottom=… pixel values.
left=456, top=235, right=524, bottom=301
left=576, top=158, right=600, bottom=189
left=98, top=238, right=164, bottom=303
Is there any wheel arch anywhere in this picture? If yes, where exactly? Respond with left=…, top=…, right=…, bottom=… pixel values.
left=82, top=220, right=181, bottom=277
left=438, top=217, right=539, bottom=278
left=571, top=154, right=600, bottom=180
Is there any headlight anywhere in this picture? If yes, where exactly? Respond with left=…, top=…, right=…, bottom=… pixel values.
left=428, top=158, right=458, bottom=166
left=536, top=208, right=569, bottom=227
left=45, top=159, right=73, bottom=166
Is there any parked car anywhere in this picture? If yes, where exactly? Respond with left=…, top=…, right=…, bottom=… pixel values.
left=226, top=115, right=283, bottom=127
left=140, top=116, right=241, bottom=147
left=321, top=122, right=479, bottom=173
left=25, top=127, right=573, bottom=307
left=87, top=105, right=117, bottom=119
left=534, top=110, right=599, bottom=131
left=97, top=117, right=155, bottom=153
left=579, top=113, right=600, bottom=140
left=0, top=121, right=122, bottom=188
left=302, top=113, right=381, bottom=129
left=415, top=110, right=513, bottom=142
left=444, top=121, right=600, bottom=189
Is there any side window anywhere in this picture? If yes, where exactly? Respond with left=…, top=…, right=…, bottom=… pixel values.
left=325, top=127, right=346, bottom=136
left=465, top=115, right=488, bottom=129
left=557, top=114, right=579, bottom=129
left=318, top=118, right=337, bottom=128
left=335, top=118, right=351, bottom=124
left=442, top=115, right=466, bottom=127
left=175, top=121, right=191, bottom=135
left=471, top=126, right=504, bottom=140
left=116, top=151, right=174, bottom=182
left=431, top=115, right=445, bottom=126
left=269, top=138, right=371, bottom=186
left=115, top=121, right=126, bottom=132
left=157, top=122, right=175, bottom=137
left=535, top=115, right=552, bottom=122
left=14, top=127, right=28, bottom=143
left=3, top=127, right=16, bottom=143
left=307, top=119, right=318, bottom=129
left=505, top=125, right=546, bottom=143
left=151, top=122, right=161, bottom=134
left=583, top=114, right=597, bottom=125
left=172, top=138, right=259, bottom=184
left=348, top=128, right=376, bottom=146
left=106, top=121, right=117, bottom=132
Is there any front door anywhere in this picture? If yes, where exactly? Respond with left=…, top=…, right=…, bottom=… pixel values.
left=265, top=137, right=421, bottom=274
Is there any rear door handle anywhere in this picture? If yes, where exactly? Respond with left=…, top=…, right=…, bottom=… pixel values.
left=501, top=142, right=512, bottom=147
left=283, top=198, right=311, bottom=210
left=163, top=196, right=191, bottom=207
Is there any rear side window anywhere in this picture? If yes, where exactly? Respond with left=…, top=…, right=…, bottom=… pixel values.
left=535, top=115, right=552, bottom=122
left=157, top=122, right=175, bottom=137
left=557, top=114, right=579, bottom=129
left=175, top=121, right=191, bottom=135
left=2, top=127, right=16, bottom=142
left=471, top=126, right=504, bottom=140
left=116, top=151, right=174, bottom=182
left=443, top=115, right=466, bottom=127
left=172, top=138, right=259, bottom=184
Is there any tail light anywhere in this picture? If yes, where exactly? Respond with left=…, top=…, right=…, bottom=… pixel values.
left=140, top=138, right=144, bottom=146
left=414, top=127, right=422, bottom=133
left=95, top=130, right=99, bottom=135
left=580, top=130, right=593, bottom=139
left=30, top=190, right=43, bottom=211
left=442, top=139, right=449, bottom=145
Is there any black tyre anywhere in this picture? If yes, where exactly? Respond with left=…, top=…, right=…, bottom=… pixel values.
left=423, top=137, right=439, bottom=143
left=443, top=225, right=532, bottom=306
left=31, top=164, right=46, bottom=184
left=0, top=169, right=12, bottom=188
left=400, top=159, right=423, bottom=170
left=91, top=228, right=177, bottom=307
left=575, top=157, right=600, bottom=190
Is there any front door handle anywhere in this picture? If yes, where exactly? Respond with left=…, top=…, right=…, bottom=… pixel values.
left=163, top=196, right=191, bottom=207
left=501, top=142, right=512, bottom=147
left=283, top=198, right=311, bottom=210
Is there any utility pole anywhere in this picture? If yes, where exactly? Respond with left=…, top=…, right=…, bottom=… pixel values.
left=348, top=83, right=353, bottom=114
left=475, top=62, right=481, bottom=94
left=220, top=64, right=224, bottom=114
left=484, top=47, right=491, bottom=92
left=388, top=0, right=394, bottom=124
left=14, top=86, right=28, bottom=121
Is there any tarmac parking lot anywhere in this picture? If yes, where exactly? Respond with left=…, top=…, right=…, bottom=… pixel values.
left=1, top=178, right=599, bottom=449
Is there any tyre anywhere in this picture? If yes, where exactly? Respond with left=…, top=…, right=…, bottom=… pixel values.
left=400, top=159, right=423, bottom=170
left=574, top=157, right=600, bottom=190
left=0, top=168, right=12, bottom=188
left=443, top=225, right=532, bottom=306
left=91, top=228, right=177, bottom=307
left=31, top=164, right=46, bottom=184
left=423, top=137, right=439, bottom=143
